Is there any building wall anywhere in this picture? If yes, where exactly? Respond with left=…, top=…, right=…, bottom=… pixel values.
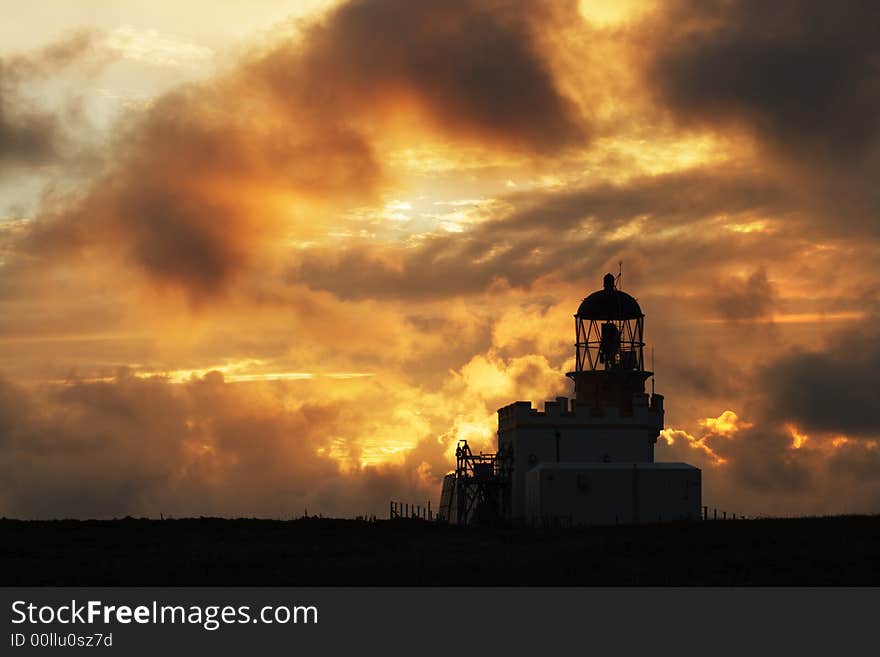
left=497, top=394, right=664, bottom=520
left=525, top=463, right=701, bottom=527
left=436, top=474, right=457, bottom=523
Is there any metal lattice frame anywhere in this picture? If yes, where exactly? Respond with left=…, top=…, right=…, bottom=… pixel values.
left=451, top=440, right=507, bottom=526
left=574, top=316, right=645, bottom=372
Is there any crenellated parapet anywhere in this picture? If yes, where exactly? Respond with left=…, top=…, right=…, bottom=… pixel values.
left=498, top=393, right=664, bottom=434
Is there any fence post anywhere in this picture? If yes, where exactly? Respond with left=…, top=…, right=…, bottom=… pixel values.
left=713, top=508, right=717, bottom=520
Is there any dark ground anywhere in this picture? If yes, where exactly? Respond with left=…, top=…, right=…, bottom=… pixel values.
left=1, top=515, right=878, bottom=585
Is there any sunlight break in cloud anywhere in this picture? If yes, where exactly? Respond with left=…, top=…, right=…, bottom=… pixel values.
left=103, top=27, right=214, bottom=67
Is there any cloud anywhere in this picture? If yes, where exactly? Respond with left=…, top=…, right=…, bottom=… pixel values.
left=0, top=102, right=58, bottom=168
left=658, top=320, right=880, bottom=515
left=289, top=166, right=790, bottom=300
left=712, top=268, right=776, bottom=321
left=759, top=320, right=880, bottom=439
left=659, top=409, right=880, bottom=516
left=0, top=370, right=446, bottom=518
left=640, top=0, right=880, bottom=236
left=9, top=0, right=594, bottom=301
left=18, top=76, right=384, bottom=300
left=267, top=0, right=588, bottom=152
left=644, top=0, right=880, bottom=166
left=0, top=331, right=577, bottom=518
left=3, top=0, right=880, bottom=521
left=0, top=32, right=96, bottom=169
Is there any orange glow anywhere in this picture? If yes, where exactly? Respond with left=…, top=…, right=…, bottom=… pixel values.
left=699, top=410, right=752, bottom=436
left=725, top=220, right=770, bottom=233
left=699, top=312, right=865, bottom=325
left=786, top=424, right=809, bottom=449
left=659, top=428, right=728, bottom=465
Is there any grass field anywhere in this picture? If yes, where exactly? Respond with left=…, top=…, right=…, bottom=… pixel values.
left=2, top=515, right=878, bottom=585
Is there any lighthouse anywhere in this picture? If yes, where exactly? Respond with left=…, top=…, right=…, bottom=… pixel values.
left=438, top=273, right=701, bottom=526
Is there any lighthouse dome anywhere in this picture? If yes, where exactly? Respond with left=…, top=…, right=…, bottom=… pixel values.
left=576, top=273, right=643, bottom=320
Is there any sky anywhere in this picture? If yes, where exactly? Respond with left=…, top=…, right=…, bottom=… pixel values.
left=1, top=0, right=879, bottom=519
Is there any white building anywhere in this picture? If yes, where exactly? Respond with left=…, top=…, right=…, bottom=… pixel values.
left=439, top=273, right=701, bottom=526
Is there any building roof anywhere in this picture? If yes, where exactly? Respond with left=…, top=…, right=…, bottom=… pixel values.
left=529, top=462, right=700, bottom=472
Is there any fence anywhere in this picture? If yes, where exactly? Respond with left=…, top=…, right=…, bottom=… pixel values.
left=389, top=500, right=433, bottom=520
left=702, top=505, right=745, bottom=520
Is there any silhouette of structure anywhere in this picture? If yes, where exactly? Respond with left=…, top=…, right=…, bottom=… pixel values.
left=437, top=439, right=508, bottom=525
left=438, top=273, right=700, bottom=526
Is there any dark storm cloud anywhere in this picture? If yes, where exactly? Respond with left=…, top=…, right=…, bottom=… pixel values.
left=712, top=269, right=776, bottom=321
left=759, top=320, right=880, bottom=439
left=641, top=0, right=880, bottom=236
left=658, top=418, right=880, bottom=515
left=659, top=316, right=880, bottom=514
left=0, top=101, right=58, bottom=167
left=721, top=427, right=814, bottom=495
left=497, top=167, right=785, bottom=234
left=261, top=0, right=587, bottom=152
left=18, top=81, right=384, bottom=300
left=646, top=0, right=880, bottom=165
left=0, top=32, right=95, bottom=169
left=827, top=441, right=880, bottom=483
left=686, top=422, right=880, bottom=516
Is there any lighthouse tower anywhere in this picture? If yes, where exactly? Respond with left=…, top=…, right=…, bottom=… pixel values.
left=437, top=273, right=701, bottom=526
left=490, top=273, right=701, bottom=526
